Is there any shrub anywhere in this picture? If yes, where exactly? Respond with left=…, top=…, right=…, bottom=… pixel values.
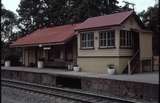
left=38, top=58, right=45, bottom=61
left=4, top=55, right=12, bottom=61
left=73, top=64, right=78, bottom=67
left=29, top=63, right=35, bottom=67
left=5, top=55, right=22, bottom=66
left=107, top=64, right=115, bottom=69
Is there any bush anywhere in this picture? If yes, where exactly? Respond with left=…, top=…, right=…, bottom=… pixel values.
left=4, top=55, right=12, bottom=61
left=29, top=63, right=36, bottom=67
left=5, top=55, right=22, bottom=66
left=38, top=58, right=45, bottom=61
left=107, top=64, right=115, bottom=69
left=73, top=64, right=78, bottom=67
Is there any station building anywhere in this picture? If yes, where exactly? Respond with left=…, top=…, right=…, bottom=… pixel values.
left=11, top=10, right=153, bottom=74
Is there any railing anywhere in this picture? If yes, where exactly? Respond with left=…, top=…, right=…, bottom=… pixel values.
left=128, top=50, right=140, bottom=74
left=44, top=60, right=67, bottom=68
left=141, top=57, right=153, bottom=72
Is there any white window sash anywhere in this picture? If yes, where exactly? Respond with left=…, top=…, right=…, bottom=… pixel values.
left=81, top=32, right=94, bottom=48
left=120, top=30, right=132, bottom=48
left=100, top=31, right=115, bottom=48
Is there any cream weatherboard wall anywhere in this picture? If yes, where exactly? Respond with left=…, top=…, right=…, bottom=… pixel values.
left=77, top=16, right=150, bottom=74
left=77, top=57, right=120, bottom=73
left=139, top=31, right=152, bottom=59
left=120, top=16, right=141, bottom=30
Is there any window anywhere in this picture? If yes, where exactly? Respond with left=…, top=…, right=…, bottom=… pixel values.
left=80, top=32, right=94, bottom=49
left=99, top=30, right=115, bottom=48
left=120, top=30, right=133, bottom=48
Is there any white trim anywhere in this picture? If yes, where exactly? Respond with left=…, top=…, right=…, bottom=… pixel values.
left=99, top=30, right=115, bottom=48
left=120, top=30, right=133, bottom=48
left=81, top=32, right=94, bottom=48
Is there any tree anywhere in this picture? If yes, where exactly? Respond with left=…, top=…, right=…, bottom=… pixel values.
left=17, top=0, right=48, bottom=35
left=1, top=4, right=21, bottom=64
left=1, top=4, right=18, bottom=42
left=17, top=0, right=119, bottom=36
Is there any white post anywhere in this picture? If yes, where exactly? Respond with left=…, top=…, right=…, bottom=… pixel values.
left=60, top=50, right=64, bottom=59
left=128, top=61, right=131, bottom=74
left=60, top=46, right=65, bottom=60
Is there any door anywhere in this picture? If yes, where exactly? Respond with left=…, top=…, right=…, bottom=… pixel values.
left=132, top=31, right=140, bottom=52
left=132, top=31, right=140, bottom=73
left=65, top=44, right=73, bottom=62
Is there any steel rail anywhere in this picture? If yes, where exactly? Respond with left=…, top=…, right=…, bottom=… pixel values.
left=1, top=78, right=138, bottom=103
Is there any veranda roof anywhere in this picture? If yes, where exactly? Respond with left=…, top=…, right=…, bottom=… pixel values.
left=11, top=23, right=79, bottom=47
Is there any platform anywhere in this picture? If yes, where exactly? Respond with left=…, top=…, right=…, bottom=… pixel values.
left=1, top=66, right=159, bottom=84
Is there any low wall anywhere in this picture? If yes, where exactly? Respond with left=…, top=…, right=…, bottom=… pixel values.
left=81, top=78, right=159, bottom=101
left=1, top=69, right=159, bottom=102
left=1, top=70, right=56, bottom=86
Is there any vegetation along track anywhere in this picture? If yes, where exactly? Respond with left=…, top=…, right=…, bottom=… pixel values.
left=2, top=78, right=137, bottom=103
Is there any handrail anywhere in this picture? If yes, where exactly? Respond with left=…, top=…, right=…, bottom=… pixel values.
left=128, top=50, right=140, bottom=74
left=130, top=50, right=140, bottom=62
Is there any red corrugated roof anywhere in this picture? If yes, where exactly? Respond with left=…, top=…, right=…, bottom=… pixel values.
left=11, top=11, right=135, bottom=47
left=75, top=10, right=134, bottom=30
left=11, top=23, right=79, bottom=47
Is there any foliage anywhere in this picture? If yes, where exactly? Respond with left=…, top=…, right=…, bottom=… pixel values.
left=17, top=0, right=119, bottom=36
left=107, top=64, right=115, bottom=69
left=138, top=4, right=159, bottom=30
left=73, top=64, right=79, bottom=67
left=4, top=55, right=22, bottom=66
left=38, top=57, right=45, bottom=61
left=4, top=55, right=12, bottom=61
left=1, top=4, right=20, bottom=64
left=1, top=4, right=18, bottom=42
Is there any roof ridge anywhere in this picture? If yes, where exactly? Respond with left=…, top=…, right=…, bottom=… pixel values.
left=35, top=22, right=81, bottom=32
left=87, top=10, right=134, bottom=20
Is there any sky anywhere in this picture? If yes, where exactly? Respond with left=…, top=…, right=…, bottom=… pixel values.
left=2, top=0, right=157, bottom=15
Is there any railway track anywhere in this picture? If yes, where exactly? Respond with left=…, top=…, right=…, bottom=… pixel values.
left=1, top=79, right=138, bottom=103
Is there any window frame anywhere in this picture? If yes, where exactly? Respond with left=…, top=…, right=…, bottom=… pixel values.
left=99, top=30, right=115, bottom=49
left=80, top=32, right=94, bottom=50
left=120, top=30, right=133, bottom=48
